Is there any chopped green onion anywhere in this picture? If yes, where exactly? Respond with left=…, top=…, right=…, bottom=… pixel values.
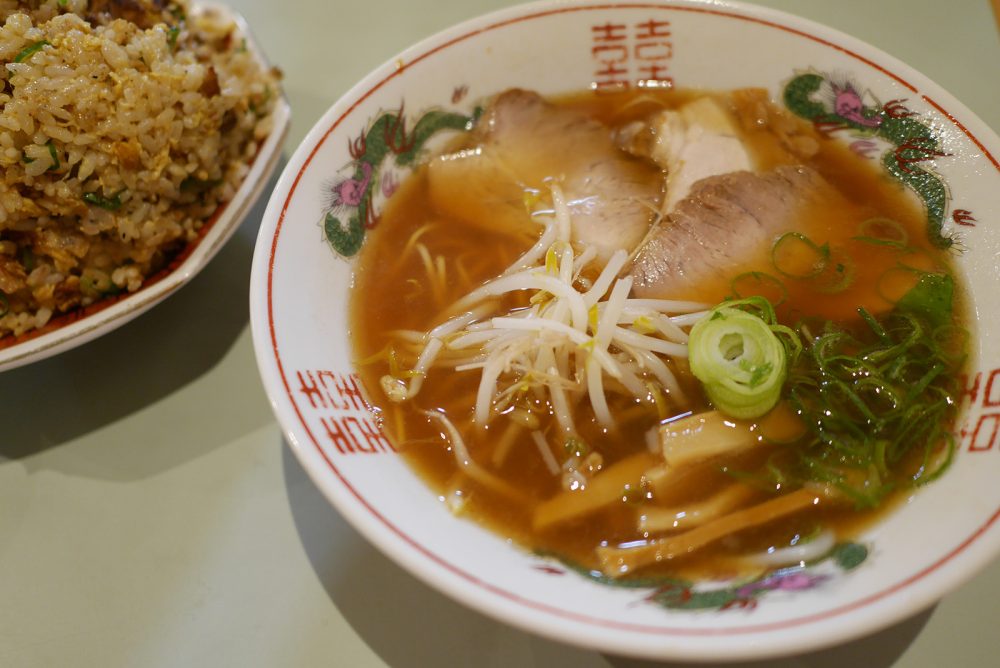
left=932, top=324, right=969, bottom=363
left=82, top=190, right=124, bottom=211
left=914, top=432, right=955, bottom=485
left=13, top=40, right=50, bottom=63
left=166, top=27, right=180, bottom=49
left=688, top=298, right=791, bottom=419
left=853, top=217, right=908, bottom=248
left=46, top=141, right=59, bottom=171
left=809, top=246, right=855, bottom=294
left=771, top=232, right=829, bottom=279
left=770, top=233, right=856, bottom=293
left=730, top=271, right=787, bottom=306
left=893, top=247, right=939, bottom=275
left=79, top=268, right=114, bottom=296
left=19, top=246, right=35, bottom=272
left=783, top=291, right=965, bottom=507
left=717, top=272, right=965, bottom=507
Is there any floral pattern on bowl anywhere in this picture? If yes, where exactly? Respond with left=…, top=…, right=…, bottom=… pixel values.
left=319, top=103, right=476, bottom=257
left=534, top=541, right=868, bottom=612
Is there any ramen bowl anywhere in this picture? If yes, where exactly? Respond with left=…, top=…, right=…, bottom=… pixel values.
left=249, top=0, right=1000, bottom=660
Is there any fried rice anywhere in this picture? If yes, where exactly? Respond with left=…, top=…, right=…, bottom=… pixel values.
left=0, top=0, right=280, bottom=338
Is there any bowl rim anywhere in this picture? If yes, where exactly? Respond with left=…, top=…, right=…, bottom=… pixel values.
left=250, top=0, right=1000, bottom=660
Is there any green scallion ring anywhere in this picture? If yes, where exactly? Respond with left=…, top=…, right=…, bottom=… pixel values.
left=771, top=231, right=829, bottom=279
left=809, top=246, right=856, bottom=294
left=853, top=217, right=909, bottom=248
left=730, top=271, right=788, bottom=306
left=689, top=303, right=788, bottom=419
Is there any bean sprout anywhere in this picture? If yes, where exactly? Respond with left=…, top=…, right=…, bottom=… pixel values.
left=382, top=185, right=708, bottom=431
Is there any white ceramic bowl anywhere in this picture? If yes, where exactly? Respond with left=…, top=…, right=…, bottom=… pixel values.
left=0, top=3, right=290, bottom=372
left=249, top=0, right=1000, bottom=660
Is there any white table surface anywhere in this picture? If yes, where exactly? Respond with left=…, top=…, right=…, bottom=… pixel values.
left=2, top=1, right=998, bottom=666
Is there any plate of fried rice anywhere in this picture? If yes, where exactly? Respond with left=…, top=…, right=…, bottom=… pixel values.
left=0, top=0, right=289, bottom=371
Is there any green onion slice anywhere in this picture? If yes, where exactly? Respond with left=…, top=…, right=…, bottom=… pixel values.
left=82, top=190, right=124, bottom=211
left=688, top=299, right=790, bottom=419
left=809, top=246, right=855, bottom=294
left=771, top=232, right=829, bottom=279
left=46, top=141, right=59, bottom=171
left=730, top=271, right=787, bottom=306
left=783, top=288, right=965, bottom=507
left=932, top=324, right=969, bottom=363
left=19, top=247, right=35, bottom=272
left=853, top=217, right=909, bottom=248
left=13, top=40, right=50, bottom=63
left=896, top=246, right=941, bottom=274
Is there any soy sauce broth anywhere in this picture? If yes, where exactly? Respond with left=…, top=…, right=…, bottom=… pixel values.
left=349, top=87, right=964, bottom=581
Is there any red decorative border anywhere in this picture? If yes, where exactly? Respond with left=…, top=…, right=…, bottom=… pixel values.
left=266, top=3, right=1000, bottom=639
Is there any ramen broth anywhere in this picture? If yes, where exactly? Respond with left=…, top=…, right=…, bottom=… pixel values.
left=350, top=88, right=963, bottom=580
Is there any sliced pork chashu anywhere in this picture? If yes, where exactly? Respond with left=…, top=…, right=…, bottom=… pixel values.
left=427, top=89, right=663, bottom=262
left=630, top=165, right=843, bottom=301
left=617, top=96, right=755, bottom=214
